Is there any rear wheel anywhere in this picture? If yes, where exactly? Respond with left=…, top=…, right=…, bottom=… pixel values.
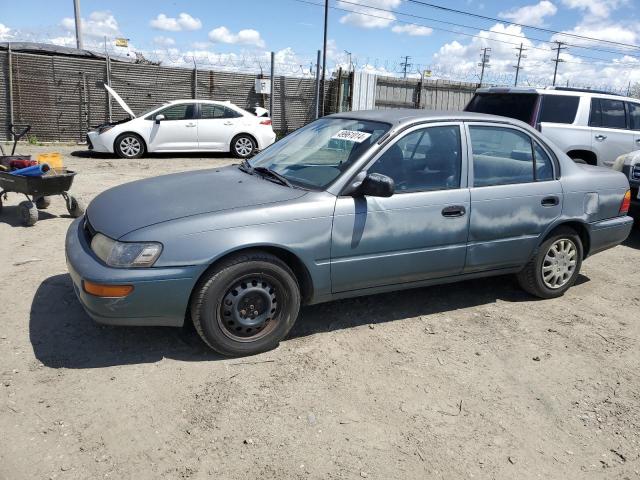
left=115, top=133, right=145, bottom=159
left=18, top=201, right=38, bottom=226
left=190, top=251, right=301, bottom=357
left=517, top=227, right=583, bottom=298
left=231, top=135, right=256, bottom=158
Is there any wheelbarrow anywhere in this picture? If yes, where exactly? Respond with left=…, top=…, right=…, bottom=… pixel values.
left=0, top=124, right=84, bottom=226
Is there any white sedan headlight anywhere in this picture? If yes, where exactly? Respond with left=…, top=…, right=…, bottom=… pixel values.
left=91, top=233, right=162, bottom=268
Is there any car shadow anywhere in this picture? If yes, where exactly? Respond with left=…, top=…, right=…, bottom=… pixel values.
left=30, top=272, right=591, bottom=369
left=70, top=150, right=234, bottom=160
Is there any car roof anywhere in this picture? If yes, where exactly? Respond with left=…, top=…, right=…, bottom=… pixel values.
left=474, top=86, right=635, bottom=102
left=166, top=99, right=238, bottom=106
left=329, top=109, right=529, bottom=129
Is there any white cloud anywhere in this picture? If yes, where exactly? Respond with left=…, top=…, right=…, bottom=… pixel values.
left=499, top=1, right=558, bottom=27
left=0, top=23, right=12, bottom=41
left=338, top=0, right=401, bottom=29
left=553, top=21, right=638, bottom=47
left=61, top=10, right=120, bottom=38
left=191, top=41, right=210, bottom=50
left=150, top=13, right=202, bottom=32
left=391, top=24, right=433, bottom=36
left=153, top=35, right=175, bottom=47
left=560, top=0, right=624, bottom=19
left=208, top=26, right=265, bottom=48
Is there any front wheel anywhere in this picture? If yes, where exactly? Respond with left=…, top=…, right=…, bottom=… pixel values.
left=65, top=195, right=86, bottom=218
left=115, top=133, right=145, bottom=159
left=190, top=251, right=301, bottom=357
left=18, top=201, right=38, bottom=226
left=231, top=135, right=256, bottom=159
left=517, top=227, right=583, bottom=298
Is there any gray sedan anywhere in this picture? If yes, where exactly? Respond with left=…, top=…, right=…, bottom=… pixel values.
left=65, top=110, right=634, bottom=356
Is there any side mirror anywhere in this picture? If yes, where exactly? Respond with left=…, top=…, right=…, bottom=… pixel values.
left=360, top=173, right=395, bottom=197
left=155, top=114, right=166, bottom=124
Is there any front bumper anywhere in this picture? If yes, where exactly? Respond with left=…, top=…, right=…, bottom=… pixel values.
left=86, top=131, right=113, bottom=154
left=587, top=215, right=634, bottom=256
left=65, top=217, right=202, bottom=327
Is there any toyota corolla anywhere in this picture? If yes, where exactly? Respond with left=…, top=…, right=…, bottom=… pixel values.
left=66, top=110, right=634, bottom=357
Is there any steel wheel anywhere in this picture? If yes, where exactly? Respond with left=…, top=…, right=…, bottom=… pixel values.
left=542, top=238, right=577, bottom=289
left=219, top=276, right=279, bottom=342
left=119, top=136, right=142, bottom=157
left=234, top=136, right=254, bottom=158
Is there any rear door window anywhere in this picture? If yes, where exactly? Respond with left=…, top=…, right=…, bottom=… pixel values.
left=465, top=94, right=538, bottom=124
left=590, top=98, right=627, bottom=129
left=538, top=95, right=579, bottom=124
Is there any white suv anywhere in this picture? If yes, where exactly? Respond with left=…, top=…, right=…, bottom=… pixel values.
left=465, top=86, right=640, bottom=168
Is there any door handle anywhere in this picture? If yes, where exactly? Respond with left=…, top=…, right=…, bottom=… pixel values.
left=441, top=205, right=466, bottom=217
left=594, top=134, right=607, bottom=141
left=224, top=121, right=234, bottom=126
left=635, top=138, right=640, bottom=144
left=541, top=196, right=559, bottom=207
left=185, top=123, right=196, bottom=128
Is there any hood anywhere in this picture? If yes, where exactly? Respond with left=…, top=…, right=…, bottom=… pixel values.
left=104, top=84, right=136, bottom=118
left=87, top=166, right=306, bottom=239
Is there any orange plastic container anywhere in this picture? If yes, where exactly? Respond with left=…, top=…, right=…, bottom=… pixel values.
left=37, top=153, right=64, bottom=172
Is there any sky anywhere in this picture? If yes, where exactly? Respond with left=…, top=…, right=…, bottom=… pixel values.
left=1, top=0, right=640, bottom=90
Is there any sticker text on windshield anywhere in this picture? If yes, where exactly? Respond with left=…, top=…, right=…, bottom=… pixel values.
left=331, top=130, right=372, bottom=143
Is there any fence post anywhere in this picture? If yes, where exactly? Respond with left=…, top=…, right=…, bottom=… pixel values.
left=314, top=50, right=321, bottom=119
left=192, top=57, right=198, bottom=99
left=269, top=52, right=274, bottom=122
left=7, top=43, right=14, bottom=130
left=106, top=53, right=112, bottom=122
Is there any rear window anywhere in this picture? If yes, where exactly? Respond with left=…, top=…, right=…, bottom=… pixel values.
left=465, top=93, right=538, bottom=124
left=538, top=95, right=579, bottom=124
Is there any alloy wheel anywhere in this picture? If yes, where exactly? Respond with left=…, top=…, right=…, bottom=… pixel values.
left=542, top=238, right=577, bottom=289
left=120, top=136, right=141, bottom=157
left=235, top=137, right=254, bottom=157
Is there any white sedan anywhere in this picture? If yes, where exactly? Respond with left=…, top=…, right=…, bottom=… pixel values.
left=87, top=85, right=276, bottom=159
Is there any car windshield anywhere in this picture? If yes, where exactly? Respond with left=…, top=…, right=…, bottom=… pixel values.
left=247, top=118, right=390, bottom=190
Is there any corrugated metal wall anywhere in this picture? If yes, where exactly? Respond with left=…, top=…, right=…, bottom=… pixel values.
left=375, top=76, right=477, bottom=111
left=1, top=51, right=328, bottom=142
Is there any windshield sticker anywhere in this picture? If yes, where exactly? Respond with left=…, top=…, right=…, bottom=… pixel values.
left=331, top=130, right=372, bottom=143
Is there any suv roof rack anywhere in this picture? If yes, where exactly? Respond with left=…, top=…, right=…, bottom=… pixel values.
left=545, top=86, right=622, bottom=96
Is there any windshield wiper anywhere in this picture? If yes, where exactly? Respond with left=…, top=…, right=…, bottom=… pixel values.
left=238, top=159, right=254, bottom=174
left=253, top=166, right=294, bottom=188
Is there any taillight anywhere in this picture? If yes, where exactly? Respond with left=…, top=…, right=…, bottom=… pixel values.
left=260, top=119, right=272, bottom=126
left=620, top=190, right=631, bottom=215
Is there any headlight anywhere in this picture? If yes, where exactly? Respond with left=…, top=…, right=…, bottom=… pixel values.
left=91, top=233, right=162, bottom=268
left=98, top=125, right=114, bottom=135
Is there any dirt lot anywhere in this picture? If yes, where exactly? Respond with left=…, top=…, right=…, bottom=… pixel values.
left=1, top=143, right=639, bottom=480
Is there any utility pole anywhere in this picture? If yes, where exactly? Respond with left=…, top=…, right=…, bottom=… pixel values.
left=513, top=43, right=526, bottom=86
left=552, top=41, right=566, bottom=86
left=400, top=55, right=412, bottom=79
left=73, top=0, right=83, bottom=50
left=344, top=50, right=352, bottom=72
left=320, top=0, right=329, bottom=116
left=478, top=47, right=491, bottom=85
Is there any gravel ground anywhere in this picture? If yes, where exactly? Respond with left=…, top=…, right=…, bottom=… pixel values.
left=1, top=143, right=639, bottom=480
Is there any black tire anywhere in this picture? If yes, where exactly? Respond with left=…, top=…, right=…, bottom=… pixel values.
left=18, top=201, right=38, bottom=226
left=35, top=196, right=51, bottom=210
left=517, top=227, right=583, bottom=299
left=66, top=195, right=85, bottom=218
left=231, top=134, right=256, bottom=159
left=190, top=251, right=301, bottom=357
left=114, top=133, right=145, bottom=159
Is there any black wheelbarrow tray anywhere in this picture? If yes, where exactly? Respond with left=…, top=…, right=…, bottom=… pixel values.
left=0, top=170, right=85, bottom=226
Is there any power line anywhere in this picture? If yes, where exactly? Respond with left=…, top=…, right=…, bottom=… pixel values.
left=295, top=0, right=640, bottom=61
left=404, top=0, right=640, bottom=51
